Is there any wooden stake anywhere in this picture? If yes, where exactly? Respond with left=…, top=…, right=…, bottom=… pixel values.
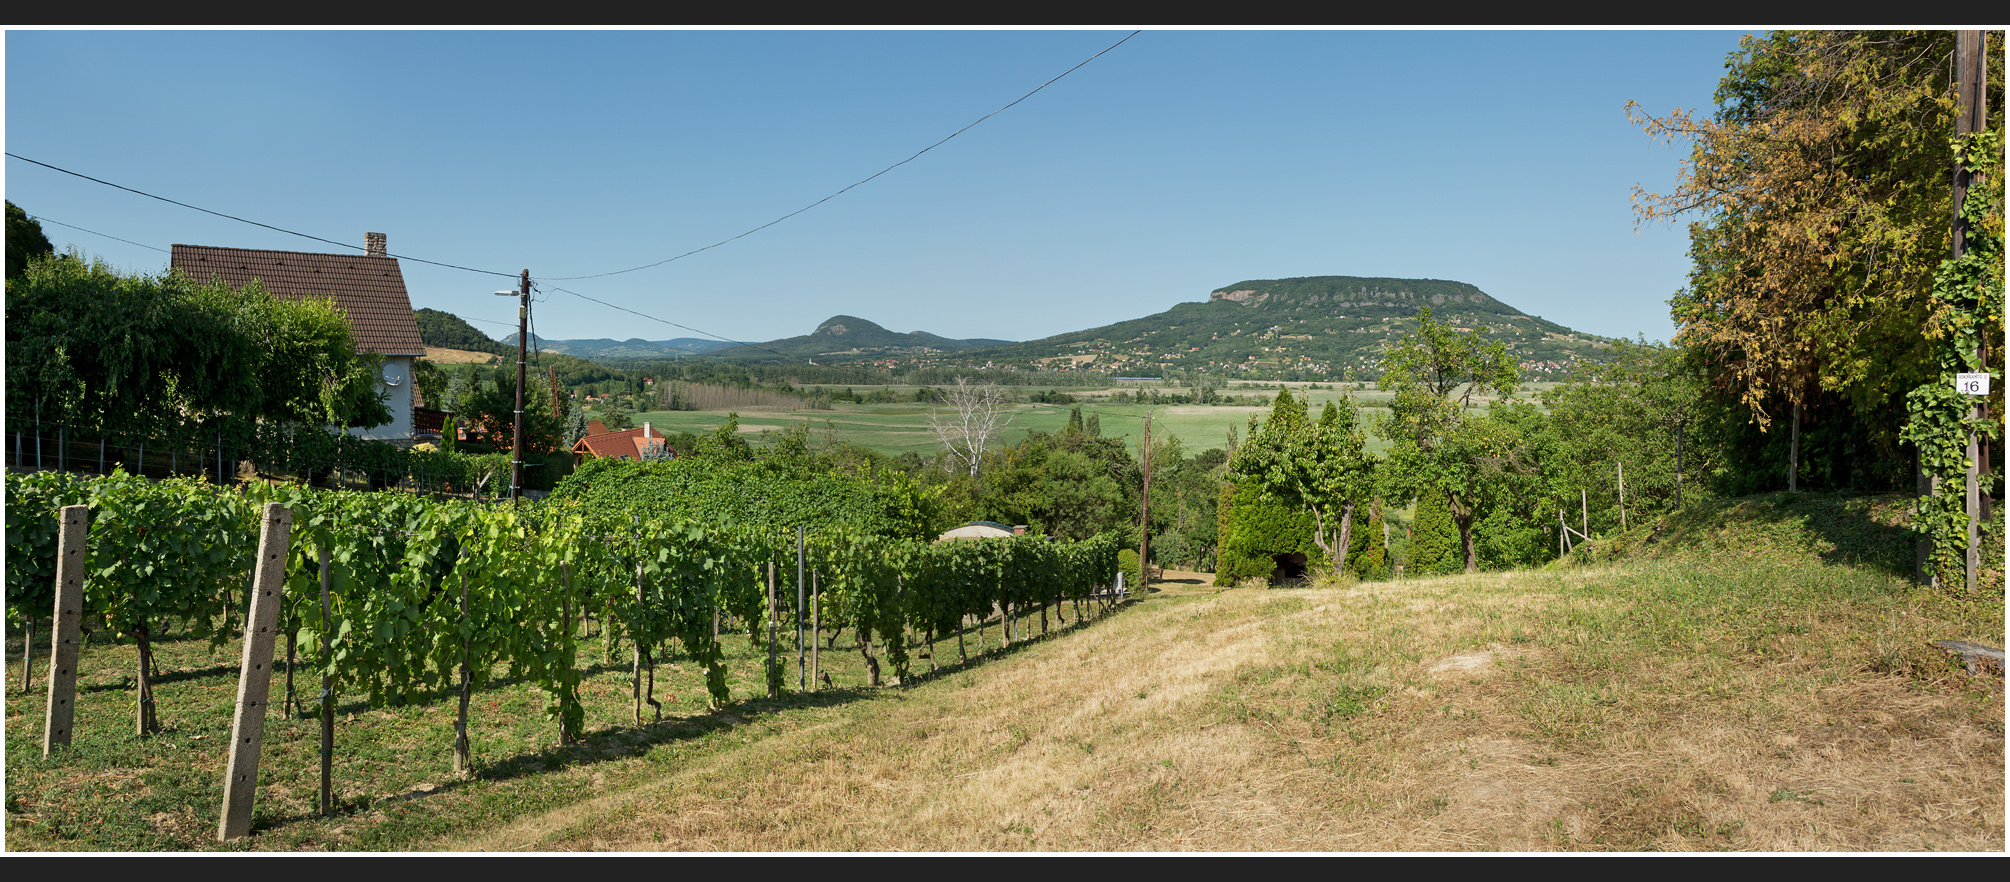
left=1618, top=461, right=1627, bottom=532
left=454, top=571, right=472, bottom=775
left=1581, top=490, right=1589, bottom=542
left=19, top=617, right=34, bottom=694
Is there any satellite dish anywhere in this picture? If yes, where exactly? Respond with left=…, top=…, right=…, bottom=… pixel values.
left=382, top=364, right=404, bottom=386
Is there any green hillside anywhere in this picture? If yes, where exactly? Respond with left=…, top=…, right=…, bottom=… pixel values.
left=961, top=276, right=1616, bottom=381
left=414, top=307, right=508, bottom=354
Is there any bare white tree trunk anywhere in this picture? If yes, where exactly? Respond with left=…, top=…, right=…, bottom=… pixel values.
left=928, top=377, right=1012, bottom=479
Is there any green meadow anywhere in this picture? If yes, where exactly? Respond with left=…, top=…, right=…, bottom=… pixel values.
left=619, top=382, right=1550, bottom=459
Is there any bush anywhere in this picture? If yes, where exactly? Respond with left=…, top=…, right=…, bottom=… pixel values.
left=1215, top=480, right=1320, bottom=586
left=1348, top=506, right=1388, bottom=578
left=1118, top=548, right=1144, bottom=593
left=1406, top=491, right=1459, bottom=576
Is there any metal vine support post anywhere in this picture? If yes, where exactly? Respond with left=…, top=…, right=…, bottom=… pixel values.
left=767, top=560, right=780, bottom=699
left=797, top=526, right=806, bottom=693
left=319, top=542, right=334, bottom=816
left=218, top=502, right=292, bottom=842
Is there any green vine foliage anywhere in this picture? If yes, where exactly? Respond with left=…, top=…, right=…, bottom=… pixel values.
left=1900, top=129, right=2005, bottom=591
left=4, top=469, right=93, bottom=627
left=6, top=468, right=1125, bottom=758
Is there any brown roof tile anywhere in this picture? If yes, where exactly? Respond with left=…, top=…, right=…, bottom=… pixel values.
left=571, top=425, right=671, bottom=462
left=170, top=244, right=425, bottom=356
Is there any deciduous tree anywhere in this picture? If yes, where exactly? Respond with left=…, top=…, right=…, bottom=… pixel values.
left=1630, top=30, right=2003, bottom=488
left=1229, top=389, right=1377, bottom=576
left=929, top=377, right=1012, bottom=480
left=1376, top=308, right=1518, bottom=574
left=5, top=201, right=54, bottom=279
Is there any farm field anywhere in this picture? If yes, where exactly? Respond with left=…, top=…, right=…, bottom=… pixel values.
left=613, top=382, right=1548, bottom=459
left=6, top=491, right=1998, bottom=852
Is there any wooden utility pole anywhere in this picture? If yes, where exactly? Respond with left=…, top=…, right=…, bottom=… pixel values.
left=509, top=269, right=530, bottom=501
left=1955, top=31, right=1988, bottom=594
left=1138, top=411, right=1153, bottom=591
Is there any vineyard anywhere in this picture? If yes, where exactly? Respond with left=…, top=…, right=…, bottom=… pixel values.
left=3, top=468, right=1122, bottom=847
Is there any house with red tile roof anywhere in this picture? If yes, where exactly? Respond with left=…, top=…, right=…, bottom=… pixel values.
left=170, top=232, right=426, bottom=443
left=572, top=422, right=672, bottom=465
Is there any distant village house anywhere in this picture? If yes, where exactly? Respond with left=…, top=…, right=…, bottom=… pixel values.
left=572, top=422, right=671, bottom=465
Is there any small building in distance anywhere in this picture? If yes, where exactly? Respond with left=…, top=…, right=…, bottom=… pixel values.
left=572, top=422, right=670, bottom=465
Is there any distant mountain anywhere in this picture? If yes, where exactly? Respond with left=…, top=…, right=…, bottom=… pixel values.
left=709, top=315, right=1015, bottom=360
left=952, top=276, right=1615, bottom=380
left=480, top=276, right=1615, bottom=382
left=503, top=336, right=737, bottom=360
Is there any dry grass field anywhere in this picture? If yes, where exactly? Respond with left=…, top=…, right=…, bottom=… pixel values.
left=450, top=555, right=2003, bottom=852
left=422, top=347, right=501, bottom=365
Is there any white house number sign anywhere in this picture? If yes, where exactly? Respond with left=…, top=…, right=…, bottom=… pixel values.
left=1955, top=373, right=1991, bottom=396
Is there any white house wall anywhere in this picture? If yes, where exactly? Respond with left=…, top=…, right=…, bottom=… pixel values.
left=347, top=354, right=415, bottom=443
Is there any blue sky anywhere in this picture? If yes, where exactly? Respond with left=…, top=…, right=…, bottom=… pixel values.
left=5, top=28, right=1753, bottom=348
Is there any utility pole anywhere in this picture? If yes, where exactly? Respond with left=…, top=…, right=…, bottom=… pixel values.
left=511, top=270, right=529, bottom=501
left=1955, top=31, right=1987, bottom=593
left=1138, top=411, right=1153, bottom=590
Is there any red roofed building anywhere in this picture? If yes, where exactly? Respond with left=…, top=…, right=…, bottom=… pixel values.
left=170, top=233, right=425, bottom=443
left=572, top=422, right=672, bottom=465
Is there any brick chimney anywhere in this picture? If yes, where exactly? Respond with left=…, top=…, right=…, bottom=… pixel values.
left=365, top=232, right=387, bottom=257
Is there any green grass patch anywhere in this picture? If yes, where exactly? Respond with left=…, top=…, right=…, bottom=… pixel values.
left=3, top=613, right=1002, bottom=851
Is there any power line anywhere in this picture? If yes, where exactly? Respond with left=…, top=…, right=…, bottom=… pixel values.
left=6, top=152, right=518, bottom=279
left=26, top=213, right=171, bottom=253
left=536, top=281, right=811, bottom=363
left=24, top=204, right=525, bottom=337
left=541, top=30, right=1142, bottom=282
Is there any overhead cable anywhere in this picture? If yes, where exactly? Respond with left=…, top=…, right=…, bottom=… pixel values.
left=5, top=152, right=518, bottom=279
left=540, top=30, right=1142, bottom=282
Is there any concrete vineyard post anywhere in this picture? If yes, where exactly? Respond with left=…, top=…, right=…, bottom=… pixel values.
left=218, top=502, right=292, bottom=842
left=43, top=505, right=88, bottom=754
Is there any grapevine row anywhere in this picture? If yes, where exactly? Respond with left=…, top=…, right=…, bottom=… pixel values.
left=6, top=469, right=1121, bottom=759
